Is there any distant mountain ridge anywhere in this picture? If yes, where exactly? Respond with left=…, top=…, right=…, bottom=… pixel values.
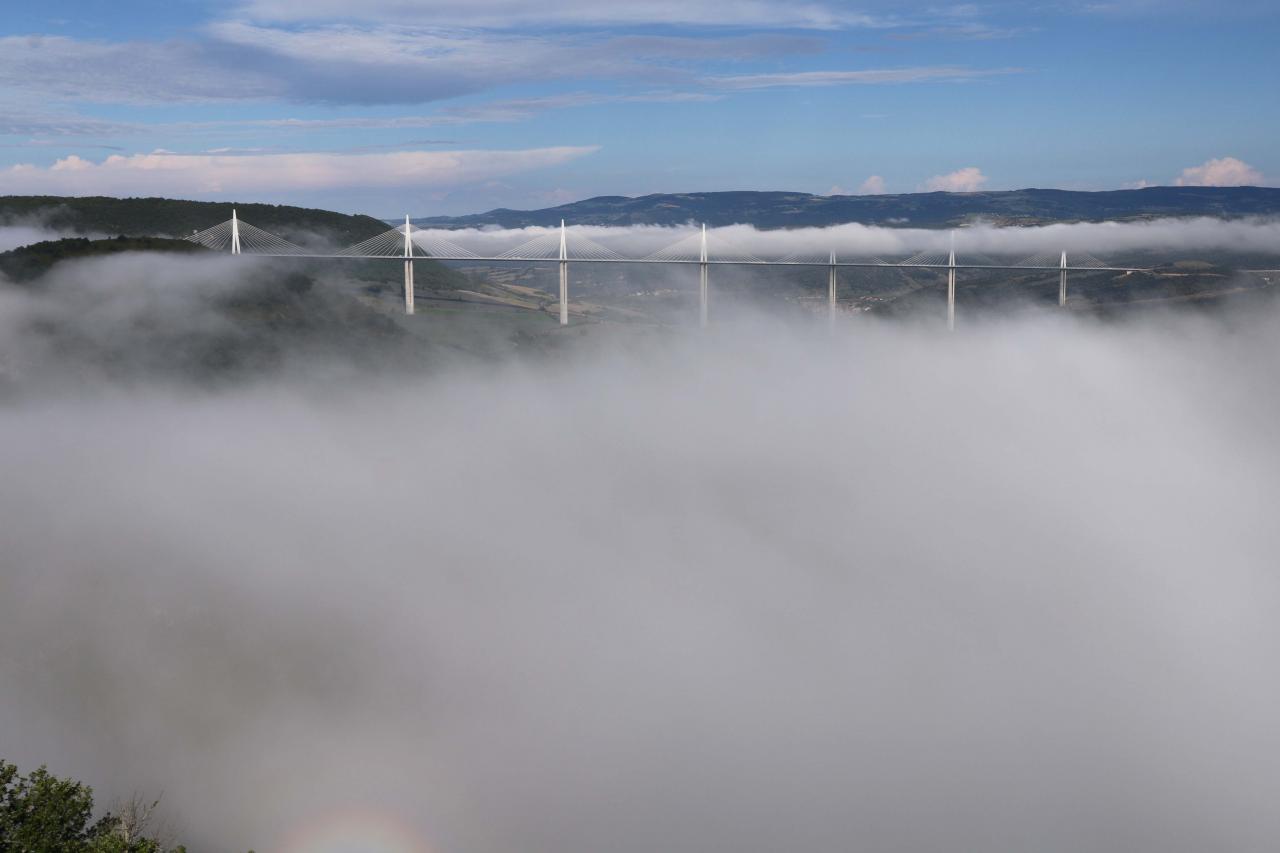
left=413, top=187, right=1280, bottom=230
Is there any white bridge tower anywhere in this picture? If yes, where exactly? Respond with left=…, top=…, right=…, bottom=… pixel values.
left=828, top=251, right=838, bottom=328
left=699, top=224, right=709, bottom=328
left=403, top=215, right=415, bottom=315
left=947, top=232, right=957, bottom=331
left=1059, top=251, right=1068, bottom=307
left=558, top=220, right=569, bottom=325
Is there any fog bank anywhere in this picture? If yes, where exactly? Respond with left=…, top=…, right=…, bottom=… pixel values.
left=2, top=255, right=1280, bottom=853
left=0, top=224, right=75, bottom=253
left=427, top=216, right=1280, bottom=259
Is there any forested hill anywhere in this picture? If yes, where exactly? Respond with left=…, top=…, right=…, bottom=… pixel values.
left=414, top=186, right=1280, bottom=230
left=0, top=236, right=205, bottom=282
left=0, top=196, right=389, bottom=246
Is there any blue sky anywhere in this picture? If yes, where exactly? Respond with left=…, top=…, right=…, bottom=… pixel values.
left=0, top=0, right=1276, bottom=215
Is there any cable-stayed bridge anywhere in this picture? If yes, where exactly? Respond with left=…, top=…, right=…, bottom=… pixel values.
left=188, top=211, right=1263, bottom=330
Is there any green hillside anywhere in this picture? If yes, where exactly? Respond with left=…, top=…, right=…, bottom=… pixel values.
left=0, top=236, right=206, bottom=282
left=0, top=197, right=469, bottom=292
left=0, top=195, right=389, bottom=246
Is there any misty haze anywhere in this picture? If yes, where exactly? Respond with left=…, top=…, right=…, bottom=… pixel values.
left=3, top=2, right=1280, bottom=852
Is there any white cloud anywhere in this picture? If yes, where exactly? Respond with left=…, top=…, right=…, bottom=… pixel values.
left=231, top=0, right=897, bottom=30
left=1174, top=157, right=1264, bottom=187
left=201, top=23, right=824, bottom=104
left=236, top=91, right=718, bottom=132
left=0, top=147, right=599, bottom=196
left=0, top=110, right=141, bottom=138
left=709, top=66, right=1019, bottom=89
left=921, top=166, right=988, bottom=192
left=0, top=35, right=273, bottom=104
left=0, top=26, right=807, bottom=109
left=859, top=175, right=888, bottom=195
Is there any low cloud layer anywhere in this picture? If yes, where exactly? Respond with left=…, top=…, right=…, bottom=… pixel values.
left=1, top=250, right=1280, bottom=853
left=0, top=147, right=598, bottom=196
left=423, top=216, right=1280, bottom=262
left=0, top=224, right=71, bottom=253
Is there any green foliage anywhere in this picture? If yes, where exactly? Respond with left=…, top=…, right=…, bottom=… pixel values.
left=0, top=237, right=207, bottom=283
left=0, top=761, right=96, bottom=852
left=0, top=760, right=186, bottom=853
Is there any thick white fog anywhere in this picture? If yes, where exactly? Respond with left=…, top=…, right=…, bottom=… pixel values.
left=2, top=248, right=1280, bottom=853
left=0, top=224, right=80, bottom=253
left=424, top=216, right=1280, bottom=259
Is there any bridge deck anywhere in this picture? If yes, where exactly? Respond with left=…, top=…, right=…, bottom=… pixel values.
left=223, top=254, right=1151, bottom=272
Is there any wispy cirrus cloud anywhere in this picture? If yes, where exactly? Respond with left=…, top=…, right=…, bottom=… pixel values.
left=230, top=0, right=901, bottom=30
left=0, top=111, right=143, bottom=139
left=232, top=91, right=719, bottom=132
left=0, top=25, right=816, bottom=108
left=708, top=66, right=1022, bottom=89
left=889, top=22, right=1033, bottom=40
left=0, top=35, right=274, bottom=105
left=0, top=147, right=599, bottom=196
left=206, top=22, right=823, bottom=103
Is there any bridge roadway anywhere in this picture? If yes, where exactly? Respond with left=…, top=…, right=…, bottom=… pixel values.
left=214, top=253, right=1144, bottom=272
left=187, top=212, right=1276, bottom=330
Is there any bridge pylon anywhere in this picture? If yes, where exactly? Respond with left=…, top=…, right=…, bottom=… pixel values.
left=699, top=224, right=709, bottom=328
left=231, top=208, right=241, bottom=255
left=558, top=220, right=568, bottom=325
left=1059, top=251, right=1068, bottom=307
left=947, top=232, right=956, bottom=331
left=828, top=250, right=837, bottom=330
left=403, top=215, right=415, bottom=315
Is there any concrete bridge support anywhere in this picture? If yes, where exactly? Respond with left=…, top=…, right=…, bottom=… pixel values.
left=1059, top=251, right=1068, bottom=307
left=947, top=236, right=957, bottom=331
left=699, top=224, right=709, bottom=328
left=828, top=251, right=838, bottom=329
left=402, top=215, right=415, bottom=315
left=559, top=220, right=569, bottom=325
left=404, top=260, right=415, bottom=315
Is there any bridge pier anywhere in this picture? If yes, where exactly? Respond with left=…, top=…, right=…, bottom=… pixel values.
left=699, top=265, right=708, bottom=327
left=404, top=260, right=415, bottom=314
left=699, top=224, right=709, bottom=328
left=1059, top=251, right=1068, bottom=307
left=189, top=216, right=1159, bottom=327
left=947, top=235, right=957, bottom=331
left=828, top=251, right=837, bottom=329
left=403, top=215, right=415, bottom=315
left=558, top=220, right=569, bottom=325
